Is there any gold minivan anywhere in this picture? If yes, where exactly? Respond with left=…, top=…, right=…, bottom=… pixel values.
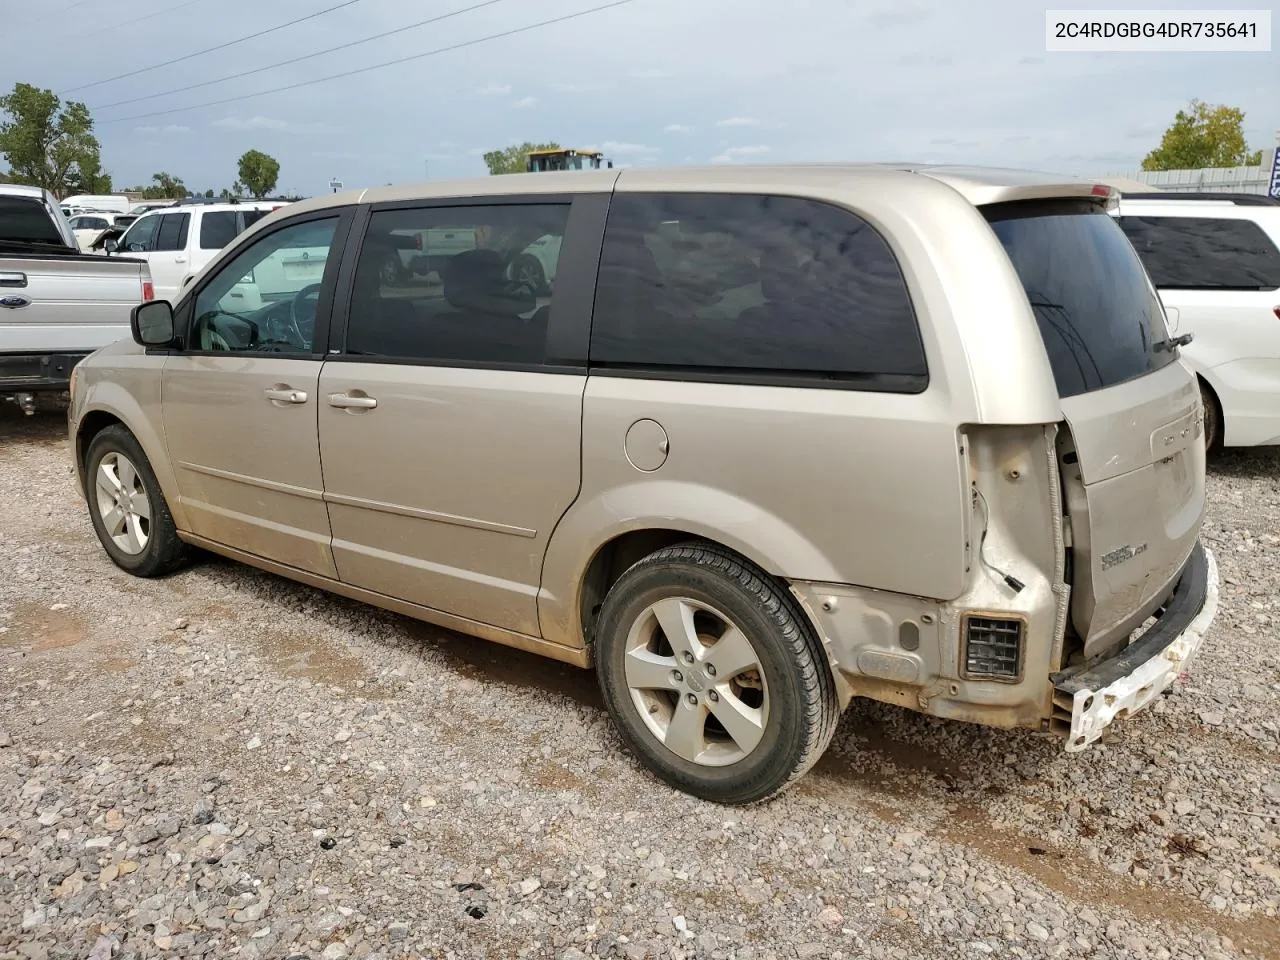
left=68, top=165, right=1219, bottom=804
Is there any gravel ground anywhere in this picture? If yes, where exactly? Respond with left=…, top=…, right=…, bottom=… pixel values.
left=1, top=406, right=1277, bottom=960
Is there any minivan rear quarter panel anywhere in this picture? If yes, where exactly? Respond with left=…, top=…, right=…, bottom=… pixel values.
left=538, top=168, right=1068, bottom=649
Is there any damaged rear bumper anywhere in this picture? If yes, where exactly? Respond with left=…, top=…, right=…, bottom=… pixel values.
left=1052, top=540, right=1218, bottom=752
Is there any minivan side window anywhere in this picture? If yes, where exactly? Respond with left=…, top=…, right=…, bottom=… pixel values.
left=1117, top=215, right=1280, bottom=291
left=189, top=217, right=340, bottom=354
left=344, top=203, right=571, bottom=366
left=986, top=200, right=1176, bottom=399
left=154, top=212, right=191, bottom=252
left=200, top=211, right=240, bottom=250
left=589, top=192, right=927, bottom=390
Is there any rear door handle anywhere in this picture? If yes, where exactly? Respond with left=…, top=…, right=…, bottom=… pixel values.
left=264, top=386, right=308, bottom=404
left=0, top=272, right=28, bottom=288
left=174, top=256, right=187, bottom=264
left=328, top=392, right=377, bottom=409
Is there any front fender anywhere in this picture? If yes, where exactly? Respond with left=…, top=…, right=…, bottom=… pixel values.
left=73, top=365, right=188, bottom=532
left=537, top=479, right=839, bottom=649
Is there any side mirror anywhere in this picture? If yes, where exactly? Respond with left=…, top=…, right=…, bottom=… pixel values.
left=131, top=300, right=176, bottom=347
left=104, top=238, right=119, bottom=254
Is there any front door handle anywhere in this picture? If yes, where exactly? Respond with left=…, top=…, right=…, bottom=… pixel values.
left=0, top=271, right=28, bottom=288
left=264, top=386, right=308, bottom=404
left=328, top=392, right=377, bottom=409
left=174, top=256, right=187, bottom=263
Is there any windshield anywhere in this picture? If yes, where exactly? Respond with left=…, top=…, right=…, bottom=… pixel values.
left=0, top=196, right=67, bottom=246
left=985, top=200, right=1176, bottom=399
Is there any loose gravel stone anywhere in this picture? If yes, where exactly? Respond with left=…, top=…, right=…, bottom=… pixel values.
left=2, top=411, right=1279, bottom=960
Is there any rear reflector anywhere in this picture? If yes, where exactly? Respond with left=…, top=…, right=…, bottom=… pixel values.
left=1274, top=306, right=1279, bottom=321
left=142, top=281, right=154, bottom=302
left=961, top=614, right=1025, bottom=681
left=1090, top=184, right=1111, bottom=197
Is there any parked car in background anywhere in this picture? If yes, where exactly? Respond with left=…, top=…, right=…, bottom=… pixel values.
left=0, top=184, right=153, bottom=414
left=61, top=194, right=133, bottom=217
left=1114, top=193, right=1280, bottom=450
left=68, top=212, right=136, bottom=252
left=69, top=165, right=1217, bottom=804
left=104, top=200, right=279, bottom=302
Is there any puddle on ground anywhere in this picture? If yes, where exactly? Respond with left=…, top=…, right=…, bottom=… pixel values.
left=1, top=602, right=88, bottom=652
left=256, top=629, right=390, bottom=696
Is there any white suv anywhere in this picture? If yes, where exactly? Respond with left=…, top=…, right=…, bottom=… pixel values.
left=106, top=201, right=285, bottom=301
left=1113, top=193, right=1280, bottom=449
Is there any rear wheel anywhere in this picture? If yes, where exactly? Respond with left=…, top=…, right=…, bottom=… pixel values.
left=1199, top=380, right=1222, bottom=453
left=595, top=542, right=839, bottom=804
left=84, top=426, right=189, bottom=577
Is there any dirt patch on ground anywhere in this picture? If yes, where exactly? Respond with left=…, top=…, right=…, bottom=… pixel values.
left=1, top=601, right=89, bottom=652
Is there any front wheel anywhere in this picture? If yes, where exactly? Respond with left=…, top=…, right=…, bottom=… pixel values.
left=84, top=425, right=189, bottom=577
left=595, top=542, right=840, bottom=804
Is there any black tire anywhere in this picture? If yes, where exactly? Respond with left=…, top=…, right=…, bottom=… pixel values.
left=594, top=542, right=840, bottom=805
left=1199, top=380, right=1222, bottom=453
left=511, top=253, right=547, bottom=294
left=84, top=425, right=190, bottom=577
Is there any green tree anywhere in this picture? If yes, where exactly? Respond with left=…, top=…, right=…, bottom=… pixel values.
left=1142, top=100, right=1264, bottom=171
left=0, top=82, right=103, bottom=198
left=483, top=141, right=561, bottom=175
left=237, top=149, right=280, bottom=199
left=203, top=188, right=214, bottom=198
left=150, top=171, right=186, bottom=198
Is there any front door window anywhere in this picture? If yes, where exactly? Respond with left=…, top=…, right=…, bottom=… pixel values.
left=190, top=217, right=339, bottom=354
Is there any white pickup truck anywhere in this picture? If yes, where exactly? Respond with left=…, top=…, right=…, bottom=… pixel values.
left=0, top=184, right=154, bottom=414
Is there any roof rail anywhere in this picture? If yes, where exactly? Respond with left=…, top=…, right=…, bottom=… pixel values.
left=169, top=195, right=240, bottom=206
left=1122, top=191, right=1279, bottom=206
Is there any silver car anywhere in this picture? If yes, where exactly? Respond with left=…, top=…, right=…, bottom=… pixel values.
left=68, top=164, right=1218, bottom=804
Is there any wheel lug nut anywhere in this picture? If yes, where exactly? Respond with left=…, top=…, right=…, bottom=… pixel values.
left=681, top=652, right=694, bottom=664
left=705, top=664, right=717, bottom=677
left=672, top=670, right=683, bottom=683
left=708, top=690, right=719, bottom=703
left=685, top=693, right=697, bottom=706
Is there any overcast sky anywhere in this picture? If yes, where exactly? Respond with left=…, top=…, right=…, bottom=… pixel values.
left=3, top=0, right=1276, bottom=195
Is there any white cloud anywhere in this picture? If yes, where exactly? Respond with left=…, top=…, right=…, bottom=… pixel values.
left=513, top=96, right=537, bottom=108
left=134, top=124, right=189, bottom=135
left=716, top=116, right=761, bottom=128
left=710, top=146, right=770, bottom=163
left=664, top=124, right=694, bottom=134
left=476, top=82, right=511, bottom=95
left=598, top=141, right=661, bottom=156
left=211, top=115, right=328, bottom=134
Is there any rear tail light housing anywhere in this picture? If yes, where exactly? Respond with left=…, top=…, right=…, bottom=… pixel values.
left=960, top=613, right=1026, bottom=682
left=1273, top=306, right=1279, bottom=321
left=142, top=280, right=154, bottom=302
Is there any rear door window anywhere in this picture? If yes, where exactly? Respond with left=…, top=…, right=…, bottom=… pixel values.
left=1117, top=215, right=1280, bottom=291
left=154, top=212, right=191, bottom=252
left=985, top=200, right=1176, bottom=399
left=590, top=192, right=927, bottom=391
left=199, top=211, right=239, bottom=249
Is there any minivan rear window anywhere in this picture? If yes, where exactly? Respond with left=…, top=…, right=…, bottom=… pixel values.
left=985, top=200, right=1176, bottom=399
